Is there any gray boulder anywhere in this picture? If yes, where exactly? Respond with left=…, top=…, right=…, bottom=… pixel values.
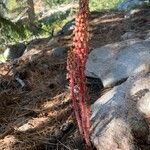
left=57, top=19, right=75, bottom=35
left=86, top=39, right=150, bottom=87
left=51, top=47, right=68, bottom=58
left=4, top=43, right=26, bottom=60
left=117, top=0, right=149, bottom=11
left=121, top=32, right=136, bottom=40
left=91, top=71, right=150, bottom=150
left=145, top=32, right=150, bottom=40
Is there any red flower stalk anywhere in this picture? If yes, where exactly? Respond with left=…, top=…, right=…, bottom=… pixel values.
left=67, top=0, right=91, bottom=147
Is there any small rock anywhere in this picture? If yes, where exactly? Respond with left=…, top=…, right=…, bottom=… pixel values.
left=57, top=19, right=75, bottom=36
left=4, top=43, right=26, bottom=60
left=51, top=47, right=68, bottom=58
left=121, top=32, right=136, bottom=40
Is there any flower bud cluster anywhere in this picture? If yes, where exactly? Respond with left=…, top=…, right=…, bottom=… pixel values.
left=67, top=0, right=91, bottom=147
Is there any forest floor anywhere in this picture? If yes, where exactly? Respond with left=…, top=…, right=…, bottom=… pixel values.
left=0, top=8, right=150, bottom=150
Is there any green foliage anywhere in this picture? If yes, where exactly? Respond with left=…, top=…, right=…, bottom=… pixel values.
left=0, top=15, right=27, bottom=44
left=0, top=0, right=27, bottom=46
left=6, top=0, right=18, bottom=11
left=39, top=9, right=74, bottom=37
left=0, top=0, right=131, bottom=52
left=44, top=0, right=74, bottom=7
left=89, top=0, right=124, bottom=11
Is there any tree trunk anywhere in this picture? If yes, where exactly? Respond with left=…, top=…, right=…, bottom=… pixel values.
left=27, top=0, right=36, bottom=34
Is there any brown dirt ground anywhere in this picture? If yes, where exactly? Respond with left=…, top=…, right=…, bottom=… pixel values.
left=0, top=8, right=150, bottom=150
